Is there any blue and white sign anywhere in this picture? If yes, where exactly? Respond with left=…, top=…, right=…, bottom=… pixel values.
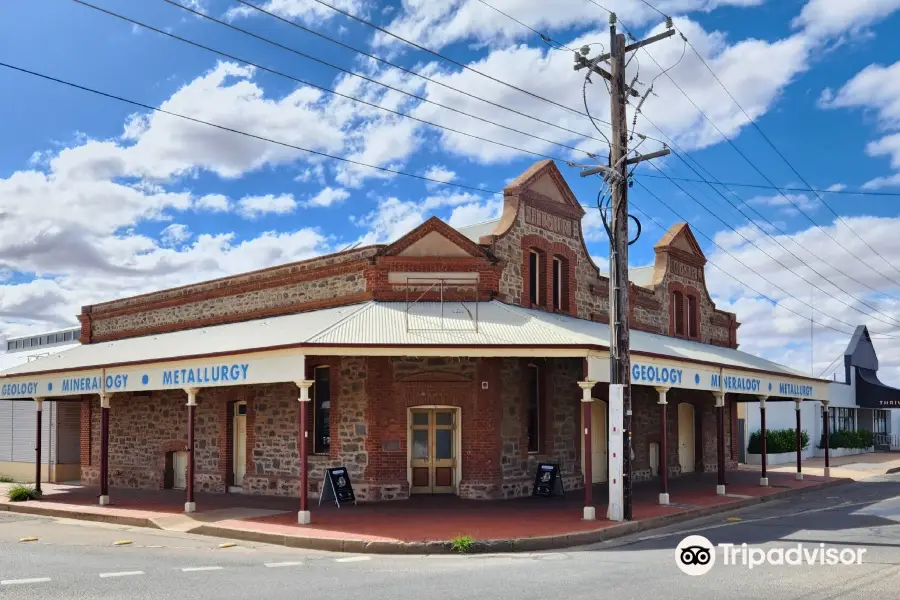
left=628, top=359, right=720, bottom=391
left=104, top=353, right=302, bottom=393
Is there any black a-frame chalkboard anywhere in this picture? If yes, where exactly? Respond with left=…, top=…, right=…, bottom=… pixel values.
left=319, top=466, right=357, bottom=507
left=531, top=463, right=565, bottom=497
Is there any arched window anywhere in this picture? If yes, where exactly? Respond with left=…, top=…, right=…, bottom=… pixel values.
left=672, top=290, right=685, bottom=336
left=551, top=255, right=569, bottom=312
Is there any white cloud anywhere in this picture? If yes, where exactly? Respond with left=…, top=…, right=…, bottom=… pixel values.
left=825, top=183, right=847, bottom=192
left=792, top=0, right=900, bottom=39
left=376, top=0, right=767, bottom=51
left=823, top=60, right=900, bottom=189
left=160, top=223, right=192, bottom=246
left=704, top=214, right=900, bottom=383
left=354, top=197, right=426, bottom=245
left=196, top=193, right=231, bottom=212
left=237, top=194, right=298, bottom=218
left=747, top=192, right=819, bottom=215
left=447, top=198, right=502, bottom=228
left=305, top=187, right=351, bottom=208
left=225, top=0, right=366, bottom=24
left=423, top=164, right=457, bottom=190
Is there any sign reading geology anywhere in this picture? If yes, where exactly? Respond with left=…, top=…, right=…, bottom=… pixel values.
left=631, top=363, right=684, bottom=386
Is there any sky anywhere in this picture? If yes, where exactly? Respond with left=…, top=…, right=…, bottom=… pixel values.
left=2, top=0, right=900, bottom=384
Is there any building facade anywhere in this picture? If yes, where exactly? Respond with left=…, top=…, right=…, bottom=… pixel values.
left=0, top=161, right=828, bottom=520
left=0, top=327, right=81, bottom=482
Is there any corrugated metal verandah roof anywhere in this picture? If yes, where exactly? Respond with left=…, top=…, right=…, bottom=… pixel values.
left=0, top=300, right=814, bottom=381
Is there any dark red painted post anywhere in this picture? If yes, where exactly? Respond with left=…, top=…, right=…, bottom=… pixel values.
left=34, top=399, right=43, bottom=494
left=100, top=394, right=110, bottom=505
left=186, top=389, right=197, bottom=513
left=298, top=380, right=312, bottom=524
left=795, top=400, right=803, bottom=481
left=759, top=397, right=768, bottom=486
left=657, top=388, right=669, bottom=505
left=716, top=393, right=726, bottom=495
left=823, top=401, right=831, bottom=478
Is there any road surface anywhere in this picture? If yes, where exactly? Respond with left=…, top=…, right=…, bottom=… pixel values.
left=1, top=473, right=899, bottom=599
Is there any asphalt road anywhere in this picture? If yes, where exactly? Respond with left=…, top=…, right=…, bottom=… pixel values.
left=2, top=474, right=900, bottom=600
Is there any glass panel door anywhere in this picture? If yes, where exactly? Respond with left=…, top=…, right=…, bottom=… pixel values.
left=409, top=408, right=457, bottom=494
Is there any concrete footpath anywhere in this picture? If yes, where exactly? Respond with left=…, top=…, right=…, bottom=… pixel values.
left=0, top=469, right=859, bottom=554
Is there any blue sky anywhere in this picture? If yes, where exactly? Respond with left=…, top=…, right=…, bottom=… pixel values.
left=3, top=0, right=900, bottom=381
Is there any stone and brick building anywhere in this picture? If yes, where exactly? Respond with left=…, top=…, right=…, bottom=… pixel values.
left=0, top=160, right=828, bottom=522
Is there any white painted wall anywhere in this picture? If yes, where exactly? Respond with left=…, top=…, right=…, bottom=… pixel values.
left=742, top=400, right=820, bottom=461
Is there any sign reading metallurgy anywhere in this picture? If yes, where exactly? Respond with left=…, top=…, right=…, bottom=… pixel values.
left=161, top=363, right=250, bottom=386
left=524, top=205, right=575, bottom=238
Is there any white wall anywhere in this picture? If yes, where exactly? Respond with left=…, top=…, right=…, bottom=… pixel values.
left=742, top=400, right=820, bottom=460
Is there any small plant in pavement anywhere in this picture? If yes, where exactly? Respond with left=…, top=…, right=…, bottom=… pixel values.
left=450, top=535, right=475, bottom=554
left=0, top=476, right=16, bottom=483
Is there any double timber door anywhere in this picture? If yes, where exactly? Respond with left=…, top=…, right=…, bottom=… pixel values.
left=409, top=408, right=458, bottom=494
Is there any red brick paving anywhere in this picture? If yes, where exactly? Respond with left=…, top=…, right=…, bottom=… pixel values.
left=6, top=470, right=833, bottom=543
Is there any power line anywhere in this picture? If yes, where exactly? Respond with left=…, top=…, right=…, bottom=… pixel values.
left=638, top=0, right=900, bottom=283
left=638, top=173, right=900, bottom=197
left=73, top=0, right=591, bottom=166
left=640, top=158, right=900, bottom=330
left=624, top=79, right=900, bottom=309
left=295, top=0, right=671, bottom=144
left=153, top=0, right=610, bottom=161
left=476, top=1, right=900, bottom=324
left=631, top=180, right=900, bottom=340
left=634, top=111, right=900, bottom=316
left=592, top=3, right=900, bottom=291
left=226, top=0, right=618, bottom=153
left=0, top=60, right=504, bottom=196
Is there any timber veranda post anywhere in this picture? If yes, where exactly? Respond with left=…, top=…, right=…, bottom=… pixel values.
left=608, top=24, right=634, bottom=521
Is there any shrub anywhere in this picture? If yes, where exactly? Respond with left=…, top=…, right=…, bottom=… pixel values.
left=747, top=428, right=809, bottom=454
left=0, top=476, right=15, bottom=483
left=818, top=429, right=874, bottom=450
left=7, top=484, right=41, bottom=502
left=450, top=535, right=475, bottom=554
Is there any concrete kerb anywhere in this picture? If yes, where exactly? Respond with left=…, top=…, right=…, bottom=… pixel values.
left=0, top=502, right=160, bottom=529
left=0, top=478, right=852, bottom=554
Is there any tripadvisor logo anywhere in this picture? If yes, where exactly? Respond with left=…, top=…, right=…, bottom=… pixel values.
left=675, top=535, right=866, bottom=575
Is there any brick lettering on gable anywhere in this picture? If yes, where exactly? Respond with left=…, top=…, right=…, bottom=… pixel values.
left=524, top=205, right=574, bottom=238
left=671, top=260, right=701, bottom=281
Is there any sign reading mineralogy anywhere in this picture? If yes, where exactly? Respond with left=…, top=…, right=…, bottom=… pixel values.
left=319, top=466, right=357, bottom=508
left=531, top=463, right=565, bottom=498
left=524, top=205, right=575, bottom=238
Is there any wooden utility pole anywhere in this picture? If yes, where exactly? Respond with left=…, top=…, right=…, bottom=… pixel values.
left=575, top=13, right=673, bottom=521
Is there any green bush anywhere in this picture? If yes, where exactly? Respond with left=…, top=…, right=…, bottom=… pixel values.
left=0, top=476, right=15, bottom=483
left=747, top=428, right=809, bottom=454
left=818, top=429, right=874, bottom=450
left=7, top=484, right=41, bottom=502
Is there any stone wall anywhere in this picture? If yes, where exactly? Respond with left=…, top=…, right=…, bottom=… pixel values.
left=496, top=358, right=582, bottom=499
left=89, top=273, right=367, bottom=341
left=490, top=199, right=610, bottom=321
left=82, top=388, right=235, bottom=492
